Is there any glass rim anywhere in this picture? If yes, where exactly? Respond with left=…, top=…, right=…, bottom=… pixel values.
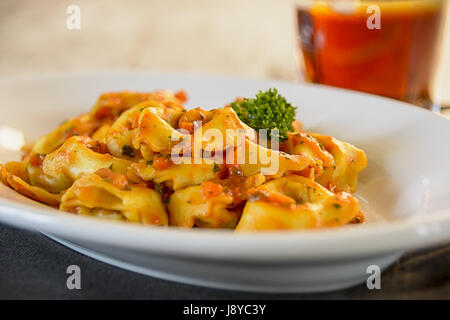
left=296, top=0, right=444, bottom=7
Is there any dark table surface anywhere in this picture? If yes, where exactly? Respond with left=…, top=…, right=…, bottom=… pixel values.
left=0, top=222, right=449, bottom=299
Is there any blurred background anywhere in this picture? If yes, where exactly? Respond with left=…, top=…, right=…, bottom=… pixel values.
left=0, top=0, right=449, bottom=107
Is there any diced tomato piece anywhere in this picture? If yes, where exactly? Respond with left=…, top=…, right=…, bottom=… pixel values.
left=175, top=90, right=188, bottom=103
left=95, top=107, right=113, bottom=119
left=179, top=121, right=194, bottom=133
left=110, top=173, right=129, bottom=190
left=29, top=154, right=45, bottom=167
left=201, top=181, right=223, bottom=199
left=153, top=155, right=172, bottom=170
left=95, top=168, right=129, bottom=190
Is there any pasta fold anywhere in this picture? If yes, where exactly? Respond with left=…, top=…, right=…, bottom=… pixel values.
left=236, top=175, right=360, bottom=231
left=61, top=172, right=168, bottom=225
left=29, top=136, right=131, bottom=193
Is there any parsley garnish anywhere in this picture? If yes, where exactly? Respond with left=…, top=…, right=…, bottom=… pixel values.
left=231, top=88, right=297, bottom=142
left=121, top=145, right=134, bottom=158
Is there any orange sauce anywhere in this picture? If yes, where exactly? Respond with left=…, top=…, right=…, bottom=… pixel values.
left=297, top=1, right=444, bottom=107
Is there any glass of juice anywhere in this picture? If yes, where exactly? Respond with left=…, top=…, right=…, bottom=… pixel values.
left=296, top=0, right=446, bottom=109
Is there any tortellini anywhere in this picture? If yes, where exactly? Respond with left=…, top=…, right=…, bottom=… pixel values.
left=133, top=106, right=254, bottom=154
left=311, top=133, right=367, bottom=193
left=236, top=138, right=319, bottom=178
left=283, top=132, right=367, bottom=192
left=61, top=172, right=168, bottom=225
left=29, top=136, right=131, bottom=193
left=133, top=106, right=187, bottom=153
left=128, top=160, right=219, bottom=190
left=168, top=174, right=265, bottom=228
left=167, top=184, right=238, bottom=228
left=90, top=90, right=186, bottom=120
left=236, top=175, right=360, bottom=231
left=1, top=89, right=367, bottom=231
left=29, top=113, right=102, bottom=155
left=105, top=100, right=184, bottom=158
left=0, top=163, right=61, bottom=206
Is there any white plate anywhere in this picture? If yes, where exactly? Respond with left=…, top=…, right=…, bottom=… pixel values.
left=0, top=71, right=449, bottom=293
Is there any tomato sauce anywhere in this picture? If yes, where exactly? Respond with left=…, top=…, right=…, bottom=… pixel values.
left=297, top=1, right=444, bottom=107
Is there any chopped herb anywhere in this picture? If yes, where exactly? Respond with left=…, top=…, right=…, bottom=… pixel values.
left=121, top=145, right=134, bottom=158
left=213, top=163, right=220, bottom=173
left=355, top=216, right=361, bottom=223
left=153, top=179, right=164, bottom=194
left=332, top=203, right=342, bottom=209
left=109, top=164, right=113, bottom=170
left=146, top=159, right=153, bottom=166
left=124, top=185, right=132, bottom=191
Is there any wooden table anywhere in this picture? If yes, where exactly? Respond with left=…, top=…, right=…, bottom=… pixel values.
left=1, top=0, right=449, bottom=108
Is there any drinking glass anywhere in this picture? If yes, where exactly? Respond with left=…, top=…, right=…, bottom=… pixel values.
left=296, top=0, right=446, bottom=110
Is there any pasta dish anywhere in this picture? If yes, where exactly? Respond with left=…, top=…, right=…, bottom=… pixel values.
left=0, top=88, right=367, bottom=231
